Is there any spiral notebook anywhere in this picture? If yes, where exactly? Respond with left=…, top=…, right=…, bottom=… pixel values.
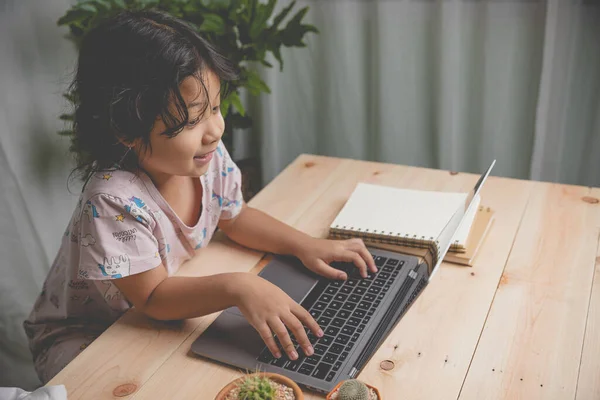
left=329, top=183, right=487, bottom=265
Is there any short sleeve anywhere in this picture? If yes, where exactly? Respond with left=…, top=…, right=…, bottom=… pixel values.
left=216, top=142, right=244, bottom=220
left=76, top=193, right=161, bottom=280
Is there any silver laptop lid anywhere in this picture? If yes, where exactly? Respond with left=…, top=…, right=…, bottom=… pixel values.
left=429, top=160, right=496, bottom=279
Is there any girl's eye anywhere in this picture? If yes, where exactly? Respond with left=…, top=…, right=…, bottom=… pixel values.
left=187, top=116, right=201, bottom=127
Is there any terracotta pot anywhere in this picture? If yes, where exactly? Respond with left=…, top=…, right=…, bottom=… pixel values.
left=326, top=380, right=382, bottom=400
left=215, top=372, right=304, bottom=400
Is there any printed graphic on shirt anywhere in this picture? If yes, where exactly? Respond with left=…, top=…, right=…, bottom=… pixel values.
left=124, top=196, right=147, bottom=223
left=99, top=172, right=112, bottom=181
left=115, top=213, right=125, bottom=222
left=83, top=200, right=99, bottom=222
left=98, top=255, right=130, bottom=279
left=80, top=233, right=96, bottom=247
left=193, top=227, right=208, bottom=250
left=112, top=228, right=137, bottom=242
left=68, top=280, right=89, bottom=290
left=100, top=280, right=121, bottom=302
left=221, top=166, right=235, bottom=177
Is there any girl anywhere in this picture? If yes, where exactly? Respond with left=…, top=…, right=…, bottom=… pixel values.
left=24, top=9, right=376, bottom=384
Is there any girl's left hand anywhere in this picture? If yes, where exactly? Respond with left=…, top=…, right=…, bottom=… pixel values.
left=295, top=238, right=378, bottom=280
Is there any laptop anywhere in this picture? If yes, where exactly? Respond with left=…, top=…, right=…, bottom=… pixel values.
left=191, top=160, right=496, bottom=394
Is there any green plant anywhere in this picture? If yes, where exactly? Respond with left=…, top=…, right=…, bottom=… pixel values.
left=56, top=0, right=318, bottom=154
left=236, top=374, right=277, bottom=400
left=336, top=379, right=370, bottom=400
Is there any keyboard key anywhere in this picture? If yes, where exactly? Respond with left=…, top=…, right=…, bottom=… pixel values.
left=331, top=318, right=345, bottom=328
left=272, top=356, right=288, bottom=367
left=314, top=344, right=327, bottom=356
left=330, top=301, right=343, bottom=310
left=323, top=353, right=337, bottom=364
left=339, top=351, right=349, bottom=362
left=331, top=280, right=343, bottom=287
left=285, top=359, right=302, bottom=372
left=325, top=326, right=340, bottom=336
left=364, top=294, right=376, bottom=302
left=330, top=344, right=344, bottom=354
left=258, top=347, right=274, bottom=363
left=335, top=334, right=350, bottom=345
left=325, top=286, right=338, bottom=295
left=310, top=310, right=321, bottom=319
left=359, top=280, right=371, bottom=288
left=346, top=279, right=359, bottom=287
left=349, top=294, right=361, bottom=303
left=377, top=293, right=385, bottom=300
left=352, top=333, right=360, bottom=342
left=367, top=309, right=375, bottom=317
left=392, top=271, right=399, bottom=278
left=358, top=301, right=372, bottom=310
left=357, top=324, right=366, bottom=333
left=348, top=317, right=361, bottom=327
left=352, top=309, right=366, bottom=319
left=314, top=302, right=327, bottom=311
left=326, top=371, right=336, bottom=382
left=305, top=355, right=321, bottom=365
left=374, top=279, right=386, bottom=287
left=320, top=335, right=334, bottom=346
left=379, top=272, right=390, bottom=280
left=386, top=258, right=399, bottom=266
left=317, top=317, right=331, bottom=327
left=338, top=310, right=351, bottom=319
left=312, top=362, right=332, bottom=380
left=368, top=286, right=381, bottom=294
left=341, top=326, right=355, bottom=336
left=299, top=364, right=315, bottom=375
left=363, top=316, right=371, bottom=323
left=374, top=256, right=388, bottom=266
left=374, top=300, right=381, bottom=307
left=346, top=342, right=355, bottom=351
left=324, top=308, right=336, bottom=318
left=333, top=361, right=342, bottom=372
left=383, top=265, right=394, bottom=273
left=353, top=287, right=366, bottom=295
left=334, top=293, right=348, bottom=302
left=342, top=302, right=357, bottom=311
left=320, top=294, right=333, bottom=303
left=340, top=286, right=352, bottom=294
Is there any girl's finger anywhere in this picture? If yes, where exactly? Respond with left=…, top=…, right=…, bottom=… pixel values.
left=281, top=312, right=314, bottom=357
left=268, top=317, right=298, bottom=360
left=256, top=323, right=281, bottom=359
left=341, top=250, right=368, bottom=278
left=313, top=259, right=347, bottom=280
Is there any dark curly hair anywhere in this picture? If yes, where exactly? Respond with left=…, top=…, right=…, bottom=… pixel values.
left=68, top=9, right=237, bottom=183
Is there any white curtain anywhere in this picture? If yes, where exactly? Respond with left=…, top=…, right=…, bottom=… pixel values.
left=251, top=0, right=600, bottom=187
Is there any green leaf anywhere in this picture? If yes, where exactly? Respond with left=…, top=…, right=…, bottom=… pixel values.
left=79, top=3, right=97, bottom=12
left=229, top=92, right=245, bottom=116
left=220, top=96, right=231, bottom=118
left=58, top=130, right=74, bottom=137
left=137, top=0, right=160, bottom=6
left=249, top=0, right=275, bottom=39
left=59, top=114, right=75, bottom=122
left=92, top=0, right=112, bottom=11
left=271, top=0, right=295, bottom=31
left=245, top=69, right=270, bottom=95
left=272, top=46, right=283, bottom=71
left=199, top=13, right=225, bottom=34
left=57, top=8, right=93, bottom=26
left=260, top=59, right=273, bottom=68
left=111, top=0, right=126, bottom=8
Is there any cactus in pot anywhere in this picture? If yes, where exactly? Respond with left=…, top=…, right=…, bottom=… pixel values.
left=336, top=379, right=370, bottom=400
left=237, top=374, right=277, bottom=400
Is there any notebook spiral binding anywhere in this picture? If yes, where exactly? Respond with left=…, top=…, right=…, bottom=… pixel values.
left=329, top=225, right=441, bottom=267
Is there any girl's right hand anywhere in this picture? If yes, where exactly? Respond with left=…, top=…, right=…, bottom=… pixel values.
left=233, top=273, right=323, bottom=360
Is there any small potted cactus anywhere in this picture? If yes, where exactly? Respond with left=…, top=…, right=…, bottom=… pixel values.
left=215, top=371, right=304, bottom=400
left=326, top=379, right=382, bottom=400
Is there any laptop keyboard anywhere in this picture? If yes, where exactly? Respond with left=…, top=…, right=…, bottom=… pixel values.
left=257, top=254, right=405, bottom=382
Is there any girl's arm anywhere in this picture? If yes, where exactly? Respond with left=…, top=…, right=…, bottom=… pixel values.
left=218, top=205, right=377, bottom=279
left=113, top=265, right=321, bottom=360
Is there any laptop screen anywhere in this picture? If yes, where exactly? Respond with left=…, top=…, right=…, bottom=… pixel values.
left=429, top=160, right=496, bottom=279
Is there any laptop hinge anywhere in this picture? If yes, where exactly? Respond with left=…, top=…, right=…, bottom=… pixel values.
left=349, top=367, right=358, bottom=378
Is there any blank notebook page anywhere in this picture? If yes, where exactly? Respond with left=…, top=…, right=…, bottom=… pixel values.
left=331, top=183, right=474, bottom=242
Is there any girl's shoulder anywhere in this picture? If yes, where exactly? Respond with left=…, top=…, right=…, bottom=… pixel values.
left=82, top=170, right=147, bottom=199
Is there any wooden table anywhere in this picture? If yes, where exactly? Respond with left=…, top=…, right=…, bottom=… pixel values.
left=49, top=155, right=600, bottom=400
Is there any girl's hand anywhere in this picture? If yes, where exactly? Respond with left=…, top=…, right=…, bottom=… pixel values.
left=234, top=274, right=323, bottom=360
left=296, top=238, right=378, bottom=280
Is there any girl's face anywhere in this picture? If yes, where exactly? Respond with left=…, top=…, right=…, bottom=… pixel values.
left=136, top=70, right=224, bottom=182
